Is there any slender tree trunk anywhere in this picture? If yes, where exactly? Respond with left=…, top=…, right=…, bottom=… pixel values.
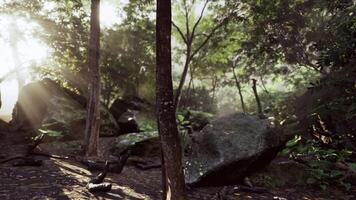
left=183, top=66, right=195, bottom=109
left=172, top=0, right=232, bottom=111
left=259, top=76, right=270, bottom=96
left=174, top=47, right=191, bottom=111
left=156, top=1, right=186, bottom=199
left=232, top=67, right=246, bottom=113
left=211, top=75, right=218, bottom=102
left=9, top=21, right=24, bottom=91
left=252, top=79, right=264, bottom=118
left=84, top=0, right=101, bottom=157
left=187, top=67, right=194, bottom=97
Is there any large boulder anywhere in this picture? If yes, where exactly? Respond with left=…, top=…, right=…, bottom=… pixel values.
left=10, top=79, right=117, bottom=139
left=10, top=80, right=51, bottom=130
left=110, top=96, right=150, bottom=134
left=180, top=110, right=214, bottom=131
left=112, top=131, right=160, bottom=157
left=184, top=113, right=286, bottom=186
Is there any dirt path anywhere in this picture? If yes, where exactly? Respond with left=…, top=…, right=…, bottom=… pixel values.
left=0, top=132, right=354, bottom=200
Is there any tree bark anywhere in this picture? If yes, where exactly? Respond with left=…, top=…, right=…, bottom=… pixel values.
left=156, top=1, right=186, bottom=199
left=84, top=0, right=101, bottom=157
left=259, top=76, right=270, bottom=96
left=172, top=0, right=231, bottom=111
left=211, top=75, right=218, bottom=102
left=232, top=67, right=246, bottom=113
left=174, top=47, right=191, bottom=111
left=252, top=79, right=264, bottom=118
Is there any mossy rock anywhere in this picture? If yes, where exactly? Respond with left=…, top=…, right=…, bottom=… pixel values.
left=112, top=131, right=159, bottom=156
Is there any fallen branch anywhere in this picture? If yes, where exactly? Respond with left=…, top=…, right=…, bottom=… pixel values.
left=0, top=156, right=27, bottom=164
left=0, top=133, right=45, bottom=165
left=26, top=133, right=45, bottom=155
left=86, top=161, right=112, bottom=193
left=29, top=152, right=69, bottom=159
left=109, top=149, right=131, bottom=173
left=86, top=183, right=112, bottom=193
left=12, top=157, right=42, bottom=167
left=79, top=149, right=131, bottom=173
left=89, top=161, right=109, bottom=184
left=134, top=163, right=161, bottom=170
left=232, top=186, right=270, bottom=194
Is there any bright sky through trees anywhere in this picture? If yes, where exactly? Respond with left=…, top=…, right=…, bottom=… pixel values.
left=0, top=15, right=49, bottom=118
left=0, top=1, right=122, bottom=118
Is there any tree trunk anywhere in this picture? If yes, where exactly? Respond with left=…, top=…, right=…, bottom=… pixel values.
left=84, top=0, right=101, bottom=157
left=232, top=67, right=246, bottom=113
left=172, top=0, right=232, bottom=111
left=174, top=47, right=191, bottom=111
left=183, top=66, right=195, bottom=109
left=252, top=79, right=264, bottom=118
left=211, top=75, right=218, bottom=102
left=9, top=20, right=24, bottom=91
left=156, top=1, right=186, bottom=199
left=259, top=76, right=270, bottom=96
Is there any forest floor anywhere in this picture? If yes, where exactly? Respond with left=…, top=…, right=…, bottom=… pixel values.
left=0, top=131, right=355, bottom=200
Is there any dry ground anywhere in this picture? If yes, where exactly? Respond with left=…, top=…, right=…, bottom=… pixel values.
left=0, top=132, right=354, bottom=200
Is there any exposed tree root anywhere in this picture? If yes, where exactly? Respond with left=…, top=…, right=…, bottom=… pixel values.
left=86, top=183, right=112, bottom=193
left=86, top=161, right=112, bottom=193
left=80, top=149, right=131, bottom=173
left=0, top=156, right=27, bottom=164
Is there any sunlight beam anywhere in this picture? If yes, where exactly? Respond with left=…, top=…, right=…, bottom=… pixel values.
left=0, top=14, right=49, bottom=118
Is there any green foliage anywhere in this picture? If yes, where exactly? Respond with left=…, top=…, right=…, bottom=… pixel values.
left=177, top=110, right=213, bottom=134
left=138, top=118, right=157, bottom=132
left=239, top=0, right=356, bottom=73
left=283, top=135, right=354, bottom=190
left=297, top=71, right=356, bottom=151
left=38, top=129, right=63, bottom=137
left=101, top=22, right=155, bottom=104
left=179, top=87, right=218, bottom=113
left=1, top=3, right=355, bottom=193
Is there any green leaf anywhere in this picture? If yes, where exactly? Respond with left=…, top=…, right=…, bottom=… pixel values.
left=286, top=135, right=301, bottom=147
left=38, top=129, right=63, bottom=137
left=307, top=177, right=317, bottom=184
left=347, top=162, right=356, bottom=171
left=177, top=114, right=185, bottom=123
left=340, top=182, right=351, bottom=191
left=329, top=170, right=342, bottom=178
left=320, top=184, right=327, bottom=190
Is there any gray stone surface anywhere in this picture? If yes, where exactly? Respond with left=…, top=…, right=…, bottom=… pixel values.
left=184, top=113, right=285, bottom=186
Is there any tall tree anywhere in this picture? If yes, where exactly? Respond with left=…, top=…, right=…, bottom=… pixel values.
left=172, top=0, right=236, bottom=110
left=84, top=0, right=101, bottom=157
left=232, top=66, right=246, bottom=113
left=8, top=19, right=24, bottom=91
left=156, top=0, right=186, bottom=199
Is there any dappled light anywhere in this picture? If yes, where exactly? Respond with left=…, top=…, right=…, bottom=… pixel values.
left=0, top=0, right=355, bottom=199
left=0, top=14, right=50, bottom=118
left=12, top=81, right=52, bottom=129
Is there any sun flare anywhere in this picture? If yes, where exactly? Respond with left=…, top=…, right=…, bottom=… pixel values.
left=0, top=15, right=49, bottom=118
left=100, top=1, right=123, bottom=27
